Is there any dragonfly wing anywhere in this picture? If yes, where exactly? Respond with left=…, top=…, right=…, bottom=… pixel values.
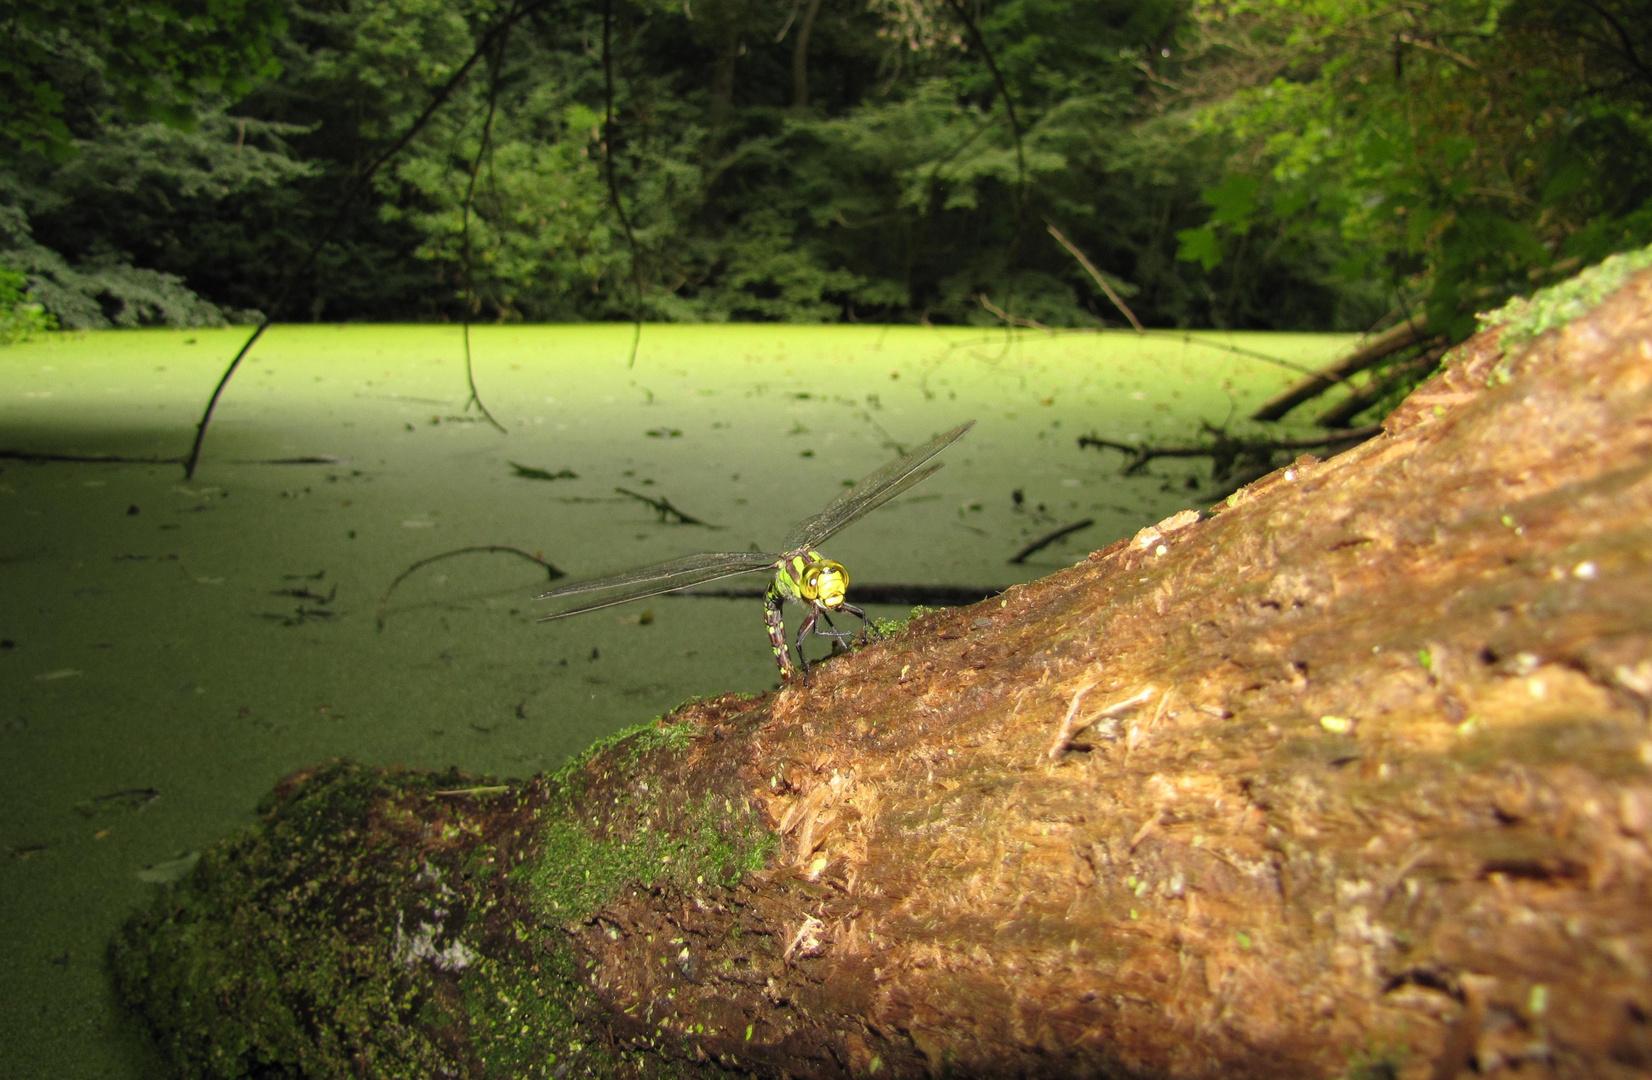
left=784, top=420, right=975, bottom=551
left=537, top=551, right=778, bottom=619
left=786, top=462, right=944, bottom=552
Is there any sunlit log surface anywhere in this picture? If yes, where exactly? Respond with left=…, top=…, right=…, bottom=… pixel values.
left=118, top=262, right=1652, bottom=1079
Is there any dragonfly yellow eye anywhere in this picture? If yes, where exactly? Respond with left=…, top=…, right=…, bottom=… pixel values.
left=802, top=561, right=849, bottom=607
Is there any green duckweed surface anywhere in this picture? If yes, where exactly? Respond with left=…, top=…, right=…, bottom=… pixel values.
left=0, top=323, right=1351, bottom=1077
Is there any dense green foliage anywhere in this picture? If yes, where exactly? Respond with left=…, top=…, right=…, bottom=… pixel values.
left=1173, top=0, right=1652, bottom=339
left=0, top=266, right=55, bottom=342
left=2, top=0, right=1648, bottom=333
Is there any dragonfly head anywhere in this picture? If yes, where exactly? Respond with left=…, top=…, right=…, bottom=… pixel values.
left=800, top=558, right=849, bottom=607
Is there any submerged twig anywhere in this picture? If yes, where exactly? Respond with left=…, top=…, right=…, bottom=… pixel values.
left=0, top=450, right=184, bottom=465
left=376, top=545, right=564, bottom=629
left=273, top=584, right=337, bottom=603
left=259, top=606, right=338, bottom=626
left=615, top=486, right=714, bottom=526
left=508, top=462, right=578, bottom=481
left=74, top=787, right=162, bottom=817
left=1009, top=519, right=1094, bottom=564
left=977, top=293, right=1049, bottom=330
left=682, top=582, right=1004, bottom=607
left=1078, top=424, right=1383, bottom=478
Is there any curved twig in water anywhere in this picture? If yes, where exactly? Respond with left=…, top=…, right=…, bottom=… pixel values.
left=377, top=545, right=564, bottom=630
left=614, top=486, right=715, bottom=527
left=1009, top=519, right=1095, bottom=564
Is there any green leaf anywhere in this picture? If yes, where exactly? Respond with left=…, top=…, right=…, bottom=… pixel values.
left=1175, top=226, right=1223, bottom=271
left=1201, top=174, right=1261, bottom=234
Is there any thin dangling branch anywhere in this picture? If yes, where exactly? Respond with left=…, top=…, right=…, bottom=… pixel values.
left=603, top=0, right=645, bottom=368
left=459, top=27, right=510, bottom=434
left=1046, top=220, right=1144, bottom=332
left=939, top=0, right=1028, bottom=321
left=940, top=0, right=1023, bottom=197
left=182, top=0, right=549, bottom=479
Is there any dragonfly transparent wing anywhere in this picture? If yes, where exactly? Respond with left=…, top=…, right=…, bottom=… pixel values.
left=537, top=550, right=779, bottom=620
left=783, top=420, right=975, bottom=551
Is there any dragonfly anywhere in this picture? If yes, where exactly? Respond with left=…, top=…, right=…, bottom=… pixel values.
left=538, top=420, right=975, bottom=681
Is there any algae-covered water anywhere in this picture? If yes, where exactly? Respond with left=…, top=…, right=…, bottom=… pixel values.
left=0, top=323, right=1350, bottom=1077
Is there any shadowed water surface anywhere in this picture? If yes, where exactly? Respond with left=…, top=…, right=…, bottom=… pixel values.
left=0, top=322, right=1348, bottom=1077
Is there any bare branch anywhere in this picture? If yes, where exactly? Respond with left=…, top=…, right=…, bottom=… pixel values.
left=1078, top=424, right=1383, bottom=477
left=977, top=293, right=1049, bottom=330
left=1046, top=222, right=1145, bottom=332
left=1251, top=318, right=1431, bottom=422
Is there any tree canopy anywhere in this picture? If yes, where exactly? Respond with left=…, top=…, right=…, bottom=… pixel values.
left=2, top=0, right=1649, bottom=345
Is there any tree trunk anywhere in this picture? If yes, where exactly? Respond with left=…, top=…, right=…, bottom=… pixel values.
left=709, top=16, right=740, bottom=125
left=117, top=261, right=1652, bottom=1079
left=792, top=0, right=823, bottom=110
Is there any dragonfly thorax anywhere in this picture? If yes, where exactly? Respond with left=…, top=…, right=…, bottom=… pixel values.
left=778, top=550, right=850, bottom=608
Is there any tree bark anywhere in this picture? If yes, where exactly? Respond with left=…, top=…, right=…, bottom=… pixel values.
left=117, top=265, right=1652, bottom=1078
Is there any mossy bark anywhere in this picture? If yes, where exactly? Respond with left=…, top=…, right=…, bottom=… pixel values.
left=117, top=264, right=1652, bottom=1079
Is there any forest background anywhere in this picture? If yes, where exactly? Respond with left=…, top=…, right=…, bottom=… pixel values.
left=3, top=0, right=1650, bottom=353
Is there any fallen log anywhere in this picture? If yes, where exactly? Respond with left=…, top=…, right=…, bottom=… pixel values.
left=1250, top=316, right=1432, bottom=422
left=116, top=254, right=1652, bottom=1078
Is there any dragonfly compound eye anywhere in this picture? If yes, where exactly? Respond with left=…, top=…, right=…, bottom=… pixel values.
left=810, top=561, right=849, bottom=606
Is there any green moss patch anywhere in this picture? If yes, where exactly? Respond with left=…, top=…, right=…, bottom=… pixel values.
left=528, top=711, right=776, bottom=927
left=111, top=702, right=778, bottom=1078
left=1479, top=241, right=1652, bottom=345
left=110, top=762, right=639, bottom=1077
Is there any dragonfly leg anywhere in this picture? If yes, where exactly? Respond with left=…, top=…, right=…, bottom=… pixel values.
left=825, top=603, right=873, bottom=644
left=765, top=583, right=798, bottom=680
left=814, top=608, right=852, bottom=643
left=793, top=606, right=821, bottom=681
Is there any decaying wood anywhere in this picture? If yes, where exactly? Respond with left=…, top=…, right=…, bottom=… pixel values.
left=554, top=269, right=1652, bottom=1077
left=118, top=267, right=1652, bottom=1079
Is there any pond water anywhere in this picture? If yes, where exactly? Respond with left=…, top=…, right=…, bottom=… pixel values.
left=0, top=322, right=1351, bottom=1077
